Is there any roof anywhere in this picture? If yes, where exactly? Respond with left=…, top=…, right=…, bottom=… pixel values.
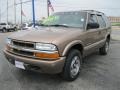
left=82, top=10, right=105, bottom=15
left=55, top=10, right=105, bottom=15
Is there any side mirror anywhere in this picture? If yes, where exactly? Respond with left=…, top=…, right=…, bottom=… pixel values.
left=87, top=23, right=99, bottom=29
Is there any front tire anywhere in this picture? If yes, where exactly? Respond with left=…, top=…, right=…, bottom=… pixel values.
left=62, top=49, right=82, bottom=81
left=14, top=27, right=17, bottom=31
left=99, top=39, right=110, bottom=55
left=2, top=28, right=6, bottom=33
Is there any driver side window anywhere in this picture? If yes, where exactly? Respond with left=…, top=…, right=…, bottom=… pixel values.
left=87, top=14, right=99, bottom=30
left=88, top=14, right=98, bottom=23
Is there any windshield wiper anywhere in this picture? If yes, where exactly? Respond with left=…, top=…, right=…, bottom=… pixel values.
left=40, top=24, right=48, bottom=26
left=49, top=24, right=69, bottom=27
left=41, top=24, right=70, bottom=28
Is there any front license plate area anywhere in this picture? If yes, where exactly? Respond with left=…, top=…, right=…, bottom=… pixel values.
left=15, top=61, right=25, bottom=70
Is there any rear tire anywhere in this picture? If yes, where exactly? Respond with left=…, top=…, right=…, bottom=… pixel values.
left=61, top=49, right=82, bottom=81
left=99, top=39, right=110, bottom=55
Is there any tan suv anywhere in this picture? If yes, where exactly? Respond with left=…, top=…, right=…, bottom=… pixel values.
left=4, top=10, right=111, bottom=81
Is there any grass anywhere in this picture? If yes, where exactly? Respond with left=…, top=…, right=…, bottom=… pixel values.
left=112, top=22, right=120, bottom=26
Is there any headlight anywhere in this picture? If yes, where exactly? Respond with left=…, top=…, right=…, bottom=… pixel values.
left=35, top=43, right=57, bottom=51
left=6, top=38, right=12, bottom=45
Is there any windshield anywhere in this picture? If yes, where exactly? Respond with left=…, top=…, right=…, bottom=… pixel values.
left=42, top=12, right=86, bottom=29
left=0, top=23, right=6, bottom=25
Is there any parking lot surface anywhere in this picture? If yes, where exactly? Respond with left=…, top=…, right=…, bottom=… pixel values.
left=0, top=31, right=120, bottom=90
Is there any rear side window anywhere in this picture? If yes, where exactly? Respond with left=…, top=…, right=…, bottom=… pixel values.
left=97, top=15, right=106, bottom=28
left=103, top=15, right=111, bottom=28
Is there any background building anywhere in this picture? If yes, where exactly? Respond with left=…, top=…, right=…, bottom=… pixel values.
left=108, top=16, right=120, bottom=23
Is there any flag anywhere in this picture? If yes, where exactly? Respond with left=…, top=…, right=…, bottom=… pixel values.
left=21, top=10, right=26, bottom=17
left=48, top=0, right=54, bottom=12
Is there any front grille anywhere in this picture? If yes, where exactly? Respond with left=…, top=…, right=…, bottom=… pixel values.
left=12, top=40, right=35, bottom=49
left=9, top=40, right=35, bottom=57
left=13, top=48, right=34, bottom=56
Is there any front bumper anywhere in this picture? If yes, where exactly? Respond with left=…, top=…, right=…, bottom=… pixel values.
left=4, top=50, right=65, bottom=74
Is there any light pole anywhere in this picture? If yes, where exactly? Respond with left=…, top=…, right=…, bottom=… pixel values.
left=0, top=0, right=1, bottom=23
left=20, top=0, right=23, bottom=25
left=47, top=0, right=49, bottom=17
left=14, top=0, right=16, bottom=24
left=7, top=0, right=8, bottom=23
left=32, top=0, right=35, bottom=27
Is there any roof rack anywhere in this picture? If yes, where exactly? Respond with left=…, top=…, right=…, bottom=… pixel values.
left=82, top=10, right=104, bottom=14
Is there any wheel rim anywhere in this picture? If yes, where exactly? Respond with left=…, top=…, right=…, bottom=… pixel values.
left=70, top=56, right=80, bottom=78
left=105, top=41, right=109, bottom=52
left=3, top=29, right=5, bottom=32
left=15, top=28, right=17, bottom=31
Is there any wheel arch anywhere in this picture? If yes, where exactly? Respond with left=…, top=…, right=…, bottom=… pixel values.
left=3, top=27, right=6, bottom=29
left=105, top=33, right=111, bottom=42
left=62, top=40, right=84, bottom=57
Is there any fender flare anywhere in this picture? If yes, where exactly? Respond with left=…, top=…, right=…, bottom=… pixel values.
left=105, top=33, right=111, bottom=40
left=62, top=40, right=84, bottom=56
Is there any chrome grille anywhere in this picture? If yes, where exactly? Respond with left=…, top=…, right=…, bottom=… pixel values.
left=13, top=48, right=34, bottom=56
left=12, top=40, right=35, bottom=49
left=10, top=40, right=35, bottom=57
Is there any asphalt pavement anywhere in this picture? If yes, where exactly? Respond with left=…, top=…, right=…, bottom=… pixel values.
left=0, top=31, right=120, bottom=90
left=112, top=29, right=120, bottom=40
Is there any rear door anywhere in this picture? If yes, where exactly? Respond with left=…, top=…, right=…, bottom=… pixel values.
left=83, top=13, right=101, bottom=55
left=96, top=15, right=107, bottom=41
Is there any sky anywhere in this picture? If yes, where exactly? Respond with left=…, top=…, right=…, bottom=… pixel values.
left=0, top=0, right=120, bottom=23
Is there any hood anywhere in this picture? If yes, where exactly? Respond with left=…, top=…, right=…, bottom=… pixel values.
left=9, top=27, right=83, bottom=43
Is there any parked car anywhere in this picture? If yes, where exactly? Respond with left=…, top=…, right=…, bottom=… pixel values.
left=4, top=10, right=111, bottom=81
left=21, top=23, right=41, bottom=30
left=0, top=23, right=17, bottom=32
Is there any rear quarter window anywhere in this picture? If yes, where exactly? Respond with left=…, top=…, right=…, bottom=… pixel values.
left=97, top=15, right=106, bottom=28
left=102, top=15, right=111, bottom=28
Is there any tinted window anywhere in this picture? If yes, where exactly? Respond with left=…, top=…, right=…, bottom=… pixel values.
left=88, top=14, right=98, bottom=23
left=103, top=15, right=111, bottom=28
left=0, top=23, right=6, bottom=25
left=97, top=15, right=106, bottom=28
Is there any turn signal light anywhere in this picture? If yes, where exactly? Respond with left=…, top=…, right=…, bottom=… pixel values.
left=35, top=52, right=60, bottom=60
